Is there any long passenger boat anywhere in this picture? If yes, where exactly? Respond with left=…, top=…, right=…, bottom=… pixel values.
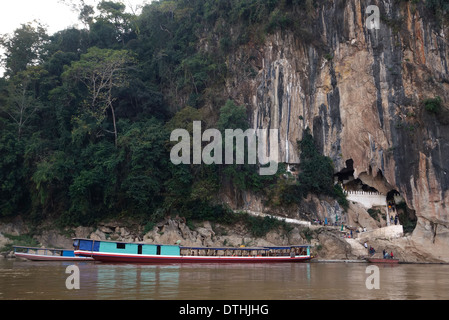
left=73, top=238, right=312, bottom=263
left=14, top=246, right=94, bottom=261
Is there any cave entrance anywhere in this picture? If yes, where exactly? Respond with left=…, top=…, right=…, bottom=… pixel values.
left=386, top=190, right=402, bottom=204
left=334, top=159, right=355, bottom=185
left=334, top=160, right=417, bottom=233
left=334, top=159, right=379, bottom=193
left=386, top=190, right=401, bottom=225
left=386, top=189, right=417, bottom=233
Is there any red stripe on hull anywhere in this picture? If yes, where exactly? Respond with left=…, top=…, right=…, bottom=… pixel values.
left=75, top=251, right=311, bottom=264
left=15, top=253, right=94, bottom=261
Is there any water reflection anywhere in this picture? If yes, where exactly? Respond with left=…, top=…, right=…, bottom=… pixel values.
left=94, top=264, right=182, bottom=299
left=2, top=259, right=449, bottom=300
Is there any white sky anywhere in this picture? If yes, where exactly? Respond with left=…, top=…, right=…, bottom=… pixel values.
left=0, top=0, right=150, bottom=76
left=0, top=0, right=150, bottom=36
left=0, top=1, right=79, bottom=36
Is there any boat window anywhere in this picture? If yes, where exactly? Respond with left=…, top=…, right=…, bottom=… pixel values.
left=138, top=245, right=142, bottom=255
left=157, top=246, right=161, bottom=255
left=117, top=243, right=126, bottom=249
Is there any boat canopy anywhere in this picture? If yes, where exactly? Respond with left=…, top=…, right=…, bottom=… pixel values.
left=13, top=246, right=76, bottom=257
left=73, top=238, right=311, bottom=253
left=73, top=238, right=100, bottom=251
left=181, top=246, right=270, bottom=251
left=180, top=245, right=310, bottom=250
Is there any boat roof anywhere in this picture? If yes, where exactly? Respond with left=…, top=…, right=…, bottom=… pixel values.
left=13, top=245, right=69, bottom=251
left=180, top=245, right=309, bottom=250
left=72, top=238, right=311, bottom=249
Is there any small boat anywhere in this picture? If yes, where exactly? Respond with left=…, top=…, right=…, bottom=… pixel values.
left=366, top=257, right=399, bottom=264
left=13, top=246, right=94, bottom=261
left=73, top=238, right=313, bottom=264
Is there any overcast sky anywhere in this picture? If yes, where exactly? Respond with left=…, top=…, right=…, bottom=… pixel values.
left=0, top=0, right=150, bottom=36
left=0, top=0, right=150, bottom=76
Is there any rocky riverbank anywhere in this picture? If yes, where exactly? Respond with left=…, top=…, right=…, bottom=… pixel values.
left=0, top=215, right=307, bottom=256
left=0, top=212, right=442, bottom=263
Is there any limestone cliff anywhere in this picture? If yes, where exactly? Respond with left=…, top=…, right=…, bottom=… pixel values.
left=3, top=0, right=448, bottom=263
left=216, top=0, right=449, bottom=260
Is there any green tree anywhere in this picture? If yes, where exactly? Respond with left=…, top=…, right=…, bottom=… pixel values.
left=60, top=0, right=95, bottom=28
left=297, top=129, right=335, bottom=196
left=163, top=106, right=201, bottom=213
left=423, top=96, right=442, bottom=114
left=97, top=1, right=133, bottom=38
left=67, top=140, right=122, bottom=225
left=31, top=150, right=74, bottom=214
left=216, top=99, right=274, bottom=192
left=118, top=118, right=169, bottom=214
left=2, top=66, right=47, bottom=140
left=0, top=22, right=48, bottom=77
left=63, top=47, right=136, bottom=146
left=0, top=121, right=27, bottom=216
left=217, top=99, right=248, bottom=131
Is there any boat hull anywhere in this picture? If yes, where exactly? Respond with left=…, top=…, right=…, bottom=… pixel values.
left=75, top=250, right=312, bottom=264
left=367, top=258, right=399, bottom=264
left=15, top=252, right=94, bottom=262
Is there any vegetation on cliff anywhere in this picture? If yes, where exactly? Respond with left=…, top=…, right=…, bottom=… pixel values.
left=265, top=129, right=348, bottom=210
left=0, top=0, right=392, bottom=228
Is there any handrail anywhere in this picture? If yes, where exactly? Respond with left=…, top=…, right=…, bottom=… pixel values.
left=13, top=246, right=64, bottom=251
left=344, top=190, right=384, bottom=196
left=72, top=238, right=311, bottom=249
left=179, top=245, right=311, bottom=250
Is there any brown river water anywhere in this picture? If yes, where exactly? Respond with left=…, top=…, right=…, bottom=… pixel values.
left=1, top=258, right=449, bottom=300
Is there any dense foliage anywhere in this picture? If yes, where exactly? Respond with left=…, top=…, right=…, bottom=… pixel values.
left=266, top=129, right=348, bottom=210
left=0, top=0, right=343, bottom=227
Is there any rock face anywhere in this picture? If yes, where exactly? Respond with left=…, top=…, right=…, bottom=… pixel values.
left=220, top=0, right=449, bottom=261
left=1, top=1, right=448, bottom=263
left=142, top=217, right=306, bottom=248
left=0, top=214, right=429, bottom=262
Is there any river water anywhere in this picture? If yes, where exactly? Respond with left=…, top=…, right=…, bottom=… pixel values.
left=1, top=259, right=449, bottom=300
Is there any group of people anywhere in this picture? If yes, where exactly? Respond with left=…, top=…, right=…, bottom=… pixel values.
left=312, top=218, right=341, bottom=226
left=388, top=203, right=400, bottom=225
left=390, top=214, right=399, bottom=225
left=364, top=242, right=395, bottom=259
left=383, top=249, right=395, bottom=259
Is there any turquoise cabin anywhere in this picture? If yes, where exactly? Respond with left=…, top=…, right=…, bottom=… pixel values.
left=73, top=238, right=313, bottom=263
left=73, top=238, right=181, bottom=256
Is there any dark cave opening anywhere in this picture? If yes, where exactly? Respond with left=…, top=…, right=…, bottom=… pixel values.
left=334, top=159, right=379, bottom=192
left=386, top=189, right=417, bottom=233
left=334, top=159, right=417, bottom=233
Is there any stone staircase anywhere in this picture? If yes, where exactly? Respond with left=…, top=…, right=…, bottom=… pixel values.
left=238, top=210, right=312, bottom=227
left=344, top=238, right=368, bottom=258
left=357, top=225, right=403, bottom=241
